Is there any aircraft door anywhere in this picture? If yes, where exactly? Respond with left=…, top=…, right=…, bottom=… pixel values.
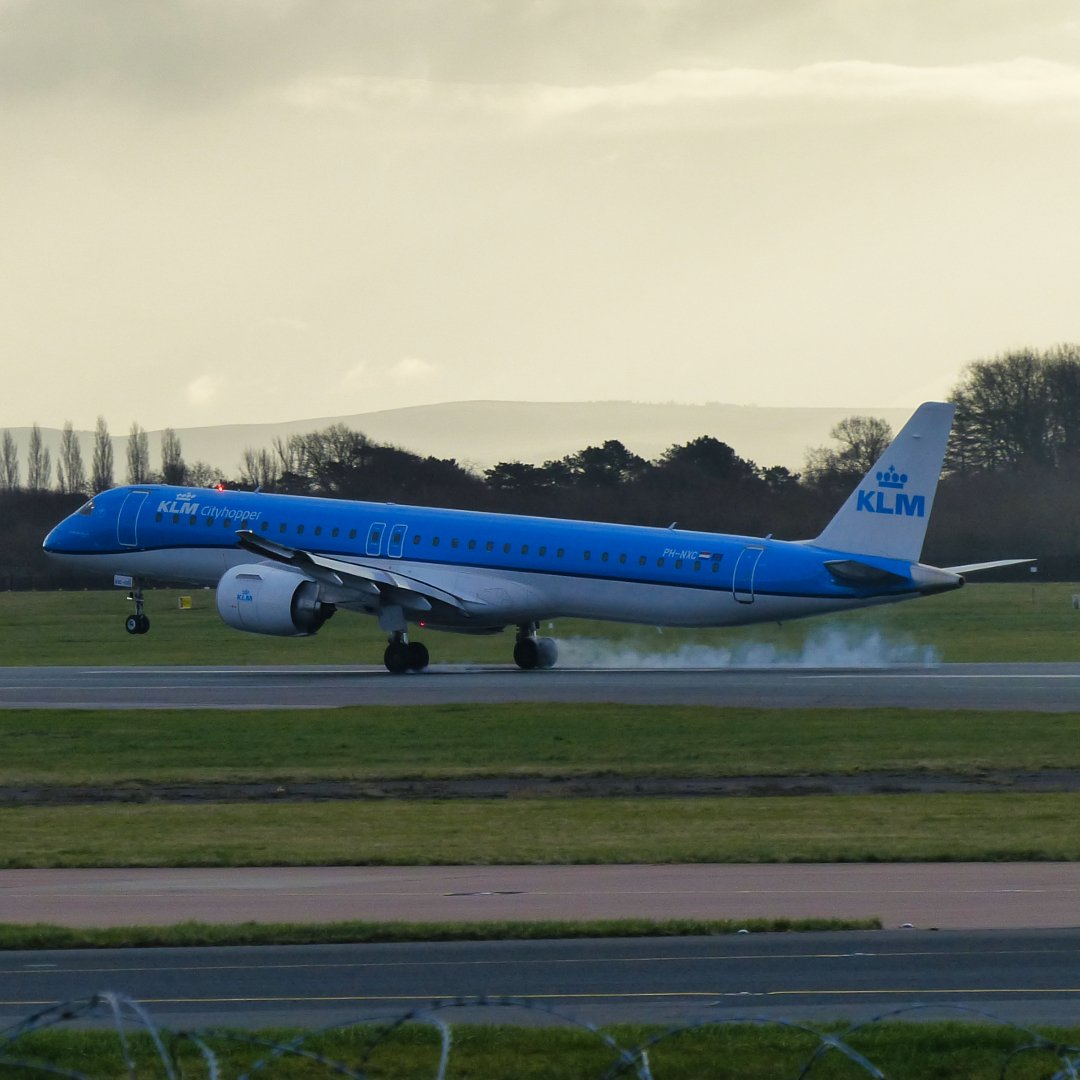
left=732, top=544, right=764, bottom=604
left=117, top=490, right=150, bottom=548
left=366, top=522, right=386, bottom=557
left=387, top=524, right=407, bottom=558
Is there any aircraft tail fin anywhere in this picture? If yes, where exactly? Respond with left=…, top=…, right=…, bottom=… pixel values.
left=809, top=401, right=955, bottom=562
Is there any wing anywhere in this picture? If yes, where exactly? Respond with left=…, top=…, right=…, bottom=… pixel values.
left=234, top=529, right=479, bottom=616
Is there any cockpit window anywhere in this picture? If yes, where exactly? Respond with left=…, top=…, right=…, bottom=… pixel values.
left=77, top=498, right=95, bottom=517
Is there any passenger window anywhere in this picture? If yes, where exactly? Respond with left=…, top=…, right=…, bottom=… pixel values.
left=601, top=552, right=609, bottom=563
left=521, top=544, right=528, bottom=555
left=279, top=523, right=287, bottom=533
left=656, top=557, right=665, bottom=567
left=503, top=542, right=511, bottom=554
left=468, top=539, right=477, bottom=550
left=370, top=529, right=380, bottom=543
left=557, top=548, right=565, bottom=558
left=172, top=514, right=180, bottom=524
left=486, top=541, right=494, bottom=552
left=583, top=550, right=591, bottom=561
left=539, top=545, right=547, bottom=556
left=619, top=554, right=626, bottom=564
left=297, top=524, right=305, bottom=535
left=260, top=521, right=269, bottom=532
left=348, top=529, right=357, bottom=540
left=712, top=561, right=720, bottom=572
left=189, top=516, right=196, bottom=526
left=694, top=561, right=701, bottom=571
left=639, top=555, right=646, bottom=566
left=206, top=517, right=214, bottom=527
left=156, top=512, right=163, bottom=522
left=223, top=518, right=232, bottom=530
left=315, top=526, right=322, bottom=536
left=432, top=537, right=440, bottom=547
left=451, top=538, right=459, bottom=549
left=332, top=527, right=340, bottom=538
left=413, top=535, right=422, bottom=545
left=675, top=559, right=683, bottom=569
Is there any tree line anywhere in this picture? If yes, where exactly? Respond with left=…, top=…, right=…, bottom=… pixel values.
left=4, top=344, right=1080, bottom=587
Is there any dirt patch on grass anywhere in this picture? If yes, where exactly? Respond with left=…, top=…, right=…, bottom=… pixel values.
left=4, top=770, right=1080, bottom=806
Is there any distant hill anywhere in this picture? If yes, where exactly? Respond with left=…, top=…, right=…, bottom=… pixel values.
left=4, top=400, right=917, bottom=483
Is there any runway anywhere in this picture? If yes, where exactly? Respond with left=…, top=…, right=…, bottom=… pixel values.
left=2, top=930, right=1080, bottom=1029
left=4, top=661, right=1080, bottom=709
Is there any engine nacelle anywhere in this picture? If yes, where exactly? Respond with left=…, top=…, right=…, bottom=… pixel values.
left=216, top=564, right=336, bottom=637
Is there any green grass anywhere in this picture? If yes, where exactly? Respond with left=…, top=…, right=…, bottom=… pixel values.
left=1, top=704, right=1079, bottom=784
left=2, top=793, right=1077, bottom=867
left=5, top=1022, right=1080, bottom=1079
left=0, top=916, right=880, bottom=950
left=2, top=581, right=1078, bottom=666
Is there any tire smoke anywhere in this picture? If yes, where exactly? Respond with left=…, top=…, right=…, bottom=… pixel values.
left=554, top=627, right=940, bottom=669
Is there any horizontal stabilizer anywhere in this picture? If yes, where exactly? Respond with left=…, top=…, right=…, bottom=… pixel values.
left=943, top=558, right=1036, bottom=575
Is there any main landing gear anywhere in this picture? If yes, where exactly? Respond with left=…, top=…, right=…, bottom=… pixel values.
left=383, top=631, right=430, bottom=674
left=513, top=623, right=558, bottom=670
left=124, top=583, right=150, bottom=635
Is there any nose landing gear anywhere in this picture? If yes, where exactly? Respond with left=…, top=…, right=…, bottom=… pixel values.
left=124, top=583, right=150, bottom=635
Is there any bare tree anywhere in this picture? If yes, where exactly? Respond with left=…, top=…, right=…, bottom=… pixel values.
left=126, top=422, right=151, bottom=484
left=240, top=447, right=280, bottom=490
left=0, top=430, right=19, bottom=491
left=57, top=421, right=87, bottom=494
left=804, top=416, right=893, bottom=487
left=160, top=427, right=186, bottom=485
left=186, top=460, right=225, bottom=488
left=91, top=415, right=114, bottom=491
left=26, top=423, right=51, bottom=491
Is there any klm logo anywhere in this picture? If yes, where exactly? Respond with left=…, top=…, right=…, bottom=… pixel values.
left=237, top=589, right=254, bottom=603
left=855, top=465, right=926, bottom=518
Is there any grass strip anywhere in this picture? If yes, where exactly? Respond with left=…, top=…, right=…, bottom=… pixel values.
left=2, top=792, right=1078, bottom=867
left=7, top=1022, right=1080, bottom=1079
left=4, top=581, right=1080, bottom=665
left=0, top=916, right=881, bottom=951
left=3, top=704, right=1080, bottom=784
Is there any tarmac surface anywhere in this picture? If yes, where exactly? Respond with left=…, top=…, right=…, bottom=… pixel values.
left=4, top=661, right=1080, bottom=709
left=3, top=930, right=1080, bottom=1029
left=3, top=863, right=1079, bottom=930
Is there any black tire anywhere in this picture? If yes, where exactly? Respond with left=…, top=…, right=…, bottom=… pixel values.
left=125, top=615, right=140, bottom=635
left=536, top=637, right=558, bottom=669
left=513, top=638, right=539, bottom=670
left=137, top=614, right=151, bottom=634
left=406, top=641, right=429, bottom=671
left=384, top=642, right=410, bottom=674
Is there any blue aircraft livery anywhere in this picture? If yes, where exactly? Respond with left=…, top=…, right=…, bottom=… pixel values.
left=43, top=402, right=1029, bottom=672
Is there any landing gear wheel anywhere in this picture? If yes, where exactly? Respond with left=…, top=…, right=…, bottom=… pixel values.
left=406, top=641, right=430, bottom=672
left=125, top=614, right=150, bottom=635
left=384, top=641, right=411, bottom=674
left=513, top=637, right=540, bottom=670
left=536, top=636, right=558, bottom=669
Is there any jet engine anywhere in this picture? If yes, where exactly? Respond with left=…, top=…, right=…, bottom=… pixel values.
left=216, top=564, right=336, bottom=636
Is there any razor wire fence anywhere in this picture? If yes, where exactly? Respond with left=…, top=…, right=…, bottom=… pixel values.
left=1, top=993, right=1079, bottom=1079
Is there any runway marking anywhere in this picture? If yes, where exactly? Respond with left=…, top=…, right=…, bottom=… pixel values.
left=4, top=988, right=1080, bottom=1009
left=6, top=947, right=1075, bottom=978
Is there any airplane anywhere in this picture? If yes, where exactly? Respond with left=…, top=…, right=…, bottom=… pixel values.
left=42, top=402, right=1028, bottom=673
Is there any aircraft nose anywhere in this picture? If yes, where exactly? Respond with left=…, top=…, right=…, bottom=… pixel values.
left=42, top=519, right=84, bottom=554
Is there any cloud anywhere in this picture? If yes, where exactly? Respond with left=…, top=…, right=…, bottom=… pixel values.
left=390, top=356, right=436, bottom=382
left=341, top=361, right=367, bottom=387
left=283, top=58, right=1080, bottom=126
left=186, top=374, right=221, bottom=406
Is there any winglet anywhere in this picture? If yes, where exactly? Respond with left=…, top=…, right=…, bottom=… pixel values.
left=809, top=402, right=955, bottom=562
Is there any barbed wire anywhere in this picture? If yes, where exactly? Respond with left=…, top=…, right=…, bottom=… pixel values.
left=1, top=993, right=1079, bottom=1079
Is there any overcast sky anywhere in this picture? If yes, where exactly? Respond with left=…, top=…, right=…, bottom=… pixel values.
left=3, top=0, right=1079, bottom=433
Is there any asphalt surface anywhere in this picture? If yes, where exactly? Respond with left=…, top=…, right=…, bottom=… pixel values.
left=4, top=662, right=1080, bottom=709
left=3, top=930, right=1080, bottom=1029
left=4, top=864, right=1080, bottom=930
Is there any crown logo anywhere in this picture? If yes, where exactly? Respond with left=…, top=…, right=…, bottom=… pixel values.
left=876, top=465, right=907, bottom=490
